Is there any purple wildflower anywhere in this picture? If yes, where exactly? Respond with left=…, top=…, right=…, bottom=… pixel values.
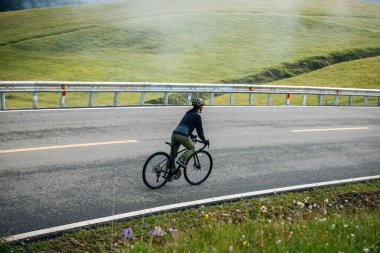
left=121, top=227, right=134, bottom=239
left=149, top=226, right=166, bottom=236
left=168, top=227, right=179, bottom=233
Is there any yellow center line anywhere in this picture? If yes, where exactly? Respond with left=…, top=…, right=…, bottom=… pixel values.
left=291, top=127, right=371, bottom=133
left=0, top=140, right=138, bottom=154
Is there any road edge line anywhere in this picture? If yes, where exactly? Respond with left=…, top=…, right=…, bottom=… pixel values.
left=5, top=175, right=379, bottom=242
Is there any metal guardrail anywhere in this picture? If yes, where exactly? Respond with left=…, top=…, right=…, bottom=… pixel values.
left=0, top=81, right=379, bottom=110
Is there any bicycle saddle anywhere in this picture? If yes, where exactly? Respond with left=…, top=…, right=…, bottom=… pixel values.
left=165, top=142, right=174, bottom=147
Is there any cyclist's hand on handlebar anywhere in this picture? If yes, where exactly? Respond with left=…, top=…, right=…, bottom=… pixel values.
left=204, top=140, right=210, bottom=147
left=191, top=135, right=197, bottom=141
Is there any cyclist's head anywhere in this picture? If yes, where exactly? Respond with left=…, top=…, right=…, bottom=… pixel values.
left=192, top=97, right=205, bottom=111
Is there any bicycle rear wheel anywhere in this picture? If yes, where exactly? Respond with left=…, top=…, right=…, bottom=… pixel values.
left=142, top=152, right=170, bottom=189
left=184, top=150, right=213, bottom=185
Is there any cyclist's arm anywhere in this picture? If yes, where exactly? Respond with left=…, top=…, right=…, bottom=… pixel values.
left=195, top=115, right=206, bottom=142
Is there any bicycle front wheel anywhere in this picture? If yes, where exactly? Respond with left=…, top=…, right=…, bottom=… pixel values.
left=184, top=150, right=213, bottom=185
left=142, top=152, right=170, bottom=189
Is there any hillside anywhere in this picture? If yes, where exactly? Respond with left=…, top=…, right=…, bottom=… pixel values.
left=0, top=0, right=379, bottom=83
left=214, top=56, right=380, bottom=106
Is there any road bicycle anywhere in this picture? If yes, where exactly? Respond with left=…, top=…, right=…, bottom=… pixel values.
left=142, top=137, right=213, bottom=189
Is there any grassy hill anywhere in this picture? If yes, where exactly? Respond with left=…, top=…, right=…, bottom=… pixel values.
left=1, top=0, right=379, bottom=82
left=214, top=56, right=380, bottom=106
left=0, top=0, right=379, bottom=108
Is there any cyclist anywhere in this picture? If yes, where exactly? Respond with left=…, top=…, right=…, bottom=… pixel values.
left=170, top=97, right=210, bottom=170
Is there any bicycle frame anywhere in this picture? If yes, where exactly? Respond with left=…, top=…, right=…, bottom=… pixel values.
left=168, top=139, right=208, bottom=171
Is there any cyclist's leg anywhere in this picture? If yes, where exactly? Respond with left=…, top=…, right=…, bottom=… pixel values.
left=170, top=134, right=181, bottom=158
left=167, top=134, right=181, bottom=170
left=177, top=136, right=195, bottom=162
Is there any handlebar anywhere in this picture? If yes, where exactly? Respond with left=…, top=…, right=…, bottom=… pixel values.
left=191, top=135, right=210, bottom=150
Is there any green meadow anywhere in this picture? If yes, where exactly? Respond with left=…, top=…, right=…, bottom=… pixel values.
left=215, top=56, right=380, bottom=106
left=0, top=0, right=379, bottom=108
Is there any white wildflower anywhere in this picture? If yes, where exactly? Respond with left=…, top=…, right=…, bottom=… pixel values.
left=331, top=224, right=336, bottom=230
left=228, top=245, right=234, bottom=253
left=276, top=240, right=282, bottom=245
left=324, top=198, right=329, bottom=203
left=363, top=248, right=369, bottom=253
left=297, top=202, right=305, bottom=208
left=350, top=234, right=355, bottom=237
left=344, top=224, right=348, bottom=228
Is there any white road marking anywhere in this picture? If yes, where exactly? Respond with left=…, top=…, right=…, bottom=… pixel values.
left=5, top=175, right=379, bottom=242
left=0, top=140, right=138, bottom=154
left=292, top=127, right=370, bottom=133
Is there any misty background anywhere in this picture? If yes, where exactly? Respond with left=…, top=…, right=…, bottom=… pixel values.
left=0, top=0, right=117, bottom=12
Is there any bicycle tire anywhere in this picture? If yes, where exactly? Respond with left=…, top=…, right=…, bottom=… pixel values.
left=184, top=150, right=213, bottom=185
left=142, top=151, right=170, bottom=189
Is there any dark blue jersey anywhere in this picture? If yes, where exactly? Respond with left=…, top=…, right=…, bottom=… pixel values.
left=173, top=109, right=206, bottom=141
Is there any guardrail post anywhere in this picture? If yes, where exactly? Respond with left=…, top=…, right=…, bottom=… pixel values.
left=349, top=96, right=352, bottom=106
left=229, top=93, right=234, bottom=106
left=89, top=91, right=95, bottom=106
left=334, top=95, right=339, bottom=106
left=164, top=92, right=169, bottom=105
left=318, top=95, right=322, bottom=106
left=364, top=96, right=368, bottom=107
left=209, top=93, right=214, bottom=106
left=140, top=92, right=145, bottom=106
left=113, top=92, right=119, bottom=106
left=60, top=94, right=66, bottom=108
left=268, top=94, right=272, bottom=106
left=249, top=93, right=254, bottom=106
left=1, top=92, right=5, bottom=110
left=32, top=91, right=38, bottom=109
left=302, top=95, right=307, bottom=106
left=186, top=93, right=192, bottom=106
left=285, top=94, right=290, bottom=106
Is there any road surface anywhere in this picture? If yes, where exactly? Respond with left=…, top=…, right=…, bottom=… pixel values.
left=0, top=106, right=379, bottom=235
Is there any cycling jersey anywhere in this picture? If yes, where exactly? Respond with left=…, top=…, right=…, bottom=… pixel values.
left=173, top=109, right=206, bottom=142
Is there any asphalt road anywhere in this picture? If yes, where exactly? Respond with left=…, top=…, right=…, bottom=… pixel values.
left=0, top=106, right=379, bottom=235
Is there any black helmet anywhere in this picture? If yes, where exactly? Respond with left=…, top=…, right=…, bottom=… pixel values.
left=192, top=97, right=205, bottom=107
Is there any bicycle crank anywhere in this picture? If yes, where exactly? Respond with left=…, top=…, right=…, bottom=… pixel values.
left=172, top=170, right=181, bottom=180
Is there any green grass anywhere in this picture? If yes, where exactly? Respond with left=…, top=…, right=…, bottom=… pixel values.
left=0, top=0, right=379, bottom=107
left=214, top=56, right=380, bottom=106
left=2, top=180, right=379, bottom=252
left=1, top=0, right=380, bottom=82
